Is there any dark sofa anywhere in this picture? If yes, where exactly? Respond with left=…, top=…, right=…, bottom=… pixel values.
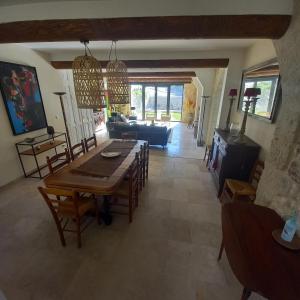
left=107, top=121, right=171, bottom=147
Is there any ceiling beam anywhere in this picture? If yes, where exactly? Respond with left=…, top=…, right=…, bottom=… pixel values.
left=128, top=77, right=192, bottom=84
left=51, top=59, right=229, bottom=69
left=127, top=71, right=196, bottom=77
left=0, top=15, right=291, bottom=43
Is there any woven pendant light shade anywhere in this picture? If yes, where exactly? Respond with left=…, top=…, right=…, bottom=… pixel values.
left=106, top=42, right=130, bottom=105
left=72, top=41, right=105, bottom=109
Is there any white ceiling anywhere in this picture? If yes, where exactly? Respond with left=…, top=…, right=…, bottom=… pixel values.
left=20, top=39, right=258, bottom=54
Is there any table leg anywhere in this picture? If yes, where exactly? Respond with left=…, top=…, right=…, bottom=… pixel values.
left=101, top=195, right=113, bottom=225
left=218, top=238, right=224, bottom=261
left=241, top=287, right=251, bottom=300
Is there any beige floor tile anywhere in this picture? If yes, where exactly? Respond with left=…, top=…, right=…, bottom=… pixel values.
left=0, top=123, right=245, bottom=300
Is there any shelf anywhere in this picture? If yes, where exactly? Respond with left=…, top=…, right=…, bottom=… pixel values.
left=16, top=132, right=65, bottom=146
left=20, top=140, right=66, bottom=156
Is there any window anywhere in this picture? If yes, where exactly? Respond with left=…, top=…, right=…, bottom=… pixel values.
left=130, top=84, right=143, bottom=120
left=170, top=85, right=184, bottom=121
left=130, top=83, right=184, bottom=121
left=242, top=77, right=278, bottom=118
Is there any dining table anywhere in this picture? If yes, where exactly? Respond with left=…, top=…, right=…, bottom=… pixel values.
left=222, top=202, right=300, bottom=300
left=44, top=139, right=145, bottom=224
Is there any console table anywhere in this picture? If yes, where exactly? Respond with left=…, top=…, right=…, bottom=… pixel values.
left=15, top=132, right=68, bottom=179
left=222, top=202, right=300, bottom=300
left=208, top=129, right=260, bottom=196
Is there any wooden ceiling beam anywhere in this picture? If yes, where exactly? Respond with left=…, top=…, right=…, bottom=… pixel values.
left=0, top=15, right=291, bottom=43
left=127, top=71, right=196, bottom=77
left=51, top=59, right=229, bottom=69
left=128, top=77, right=192, bottom=84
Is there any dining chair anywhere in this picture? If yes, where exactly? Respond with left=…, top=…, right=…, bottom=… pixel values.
left=84, top=134, right=97, bottom=152
left=220, top=160, right=265, bottom=203
left=218, top=160, right=264, bottom=261
left=38, top=186, right=99, bottom=248
left=46, top=148, right=71, bottom=174
left=111, top=152, right=139, bottom=222
left=70, top=140, right=85, bottom=161
left=121, top=131, right=138, bottom=140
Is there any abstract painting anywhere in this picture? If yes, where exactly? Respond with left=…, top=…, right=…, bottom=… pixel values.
left=0, top=61, right=47, bottom=135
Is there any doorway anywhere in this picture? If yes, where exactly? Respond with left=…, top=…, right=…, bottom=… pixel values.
left=130, top=83, right=184, bottom=121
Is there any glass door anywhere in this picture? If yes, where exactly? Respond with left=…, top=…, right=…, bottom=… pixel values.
left=130, top=84, right=143, bottom=120
left=170, top=85, right=184, bottom=121
left=156, top=86, right=169, bottom=120
left=145, top=86, right=156, bottom=120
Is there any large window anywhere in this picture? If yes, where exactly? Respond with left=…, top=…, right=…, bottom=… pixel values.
left=130, top=85, right=143, bottom=120
left=130, top=83, right=184, bottom=121
left=170, top=85, right=184, bottom=121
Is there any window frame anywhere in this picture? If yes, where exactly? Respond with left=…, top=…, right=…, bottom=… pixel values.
left=129, top=82, right=184, bottom=121
left=238, top=58, right=281, bottom=123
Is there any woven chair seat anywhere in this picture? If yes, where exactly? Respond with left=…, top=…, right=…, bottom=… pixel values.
left=58, top=196, right=95, bottom=217
left=226, top=179, right=256, bottom=196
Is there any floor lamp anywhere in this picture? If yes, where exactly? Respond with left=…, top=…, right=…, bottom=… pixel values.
left=53, top=92, right=72, bottom=150
left=198, top=95, right=210, bottom=146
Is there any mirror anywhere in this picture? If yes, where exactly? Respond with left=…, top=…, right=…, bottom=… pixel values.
left=238, top=59, right=281, bottom=122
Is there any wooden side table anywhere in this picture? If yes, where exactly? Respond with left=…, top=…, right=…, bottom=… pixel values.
left=221, top=202, right=300, bottom=300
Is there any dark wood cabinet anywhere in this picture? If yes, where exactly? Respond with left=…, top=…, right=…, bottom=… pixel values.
left=208, top=129, right=260, bottom=196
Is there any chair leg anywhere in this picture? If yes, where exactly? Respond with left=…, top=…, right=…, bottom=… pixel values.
left=241, top=287, right=252, bottom=300
left=129, top=197, right=133, bottom=223
left=142, top=165, right=146, bottom=187
left=94, top=196, right=101, bottom=225
left=76, top=218, right=82, bottom=248
left=218, top=238, right=224, bottom=261
left=135, top=186, right=139, bottom=208
left=51, top=212, right=66, bottom=247
left=203, top=146, right=207, bottom=161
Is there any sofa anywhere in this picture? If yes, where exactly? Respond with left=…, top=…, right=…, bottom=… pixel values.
left=106, top=121, right=171, bottom=147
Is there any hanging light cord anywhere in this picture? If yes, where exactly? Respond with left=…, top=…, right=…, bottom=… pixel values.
left=81, top=40, right=94, bottom=57
left=109, top=41, right=118, bottom=61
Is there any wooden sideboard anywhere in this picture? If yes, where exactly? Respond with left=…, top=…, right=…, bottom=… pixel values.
left=208, top=129, right=260, bottom=196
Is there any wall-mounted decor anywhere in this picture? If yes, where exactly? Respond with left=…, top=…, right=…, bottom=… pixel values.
left=0, top=61, right=47, bottom=135
left=238, top=58, right=281, bottom=123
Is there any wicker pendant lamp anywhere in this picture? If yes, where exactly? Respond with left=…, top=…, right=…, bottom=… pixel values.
left=72, top=40, right=106, bottom=109
left=106, top=41, right=130, bottom=105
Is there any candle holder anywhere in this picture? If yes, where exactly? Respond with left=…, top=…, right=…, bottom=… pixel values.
left=225, top=89, right=237, bottom=131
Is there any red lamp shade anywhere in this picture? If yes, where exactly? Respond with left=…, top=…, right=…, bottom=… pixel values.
left=229, top=89, right=237, bottom=97
left=244, top=88, right=261, bottom=98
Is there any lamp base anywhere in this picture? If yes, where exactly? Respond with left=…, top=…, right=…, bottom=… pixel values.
left=232, top=133, right=247, bottom=144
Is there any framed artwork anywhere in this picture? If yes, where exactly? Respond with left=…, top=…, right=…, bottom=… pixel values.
left=0, top=61, right=47, bottom=135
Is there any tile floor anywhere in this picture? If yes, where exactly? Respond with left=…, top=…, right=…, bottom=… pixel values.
left=0, top=123, right=264, bottom=299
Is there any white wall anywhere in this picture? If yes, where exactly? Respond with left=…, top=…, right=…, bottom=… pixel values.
left=0, top=44, right=64, bottom=187
left=230, top=40, right=277, bottom=159
left=206, top=68, right=227, bottom=144
left=0, top=0, right=293, bottom=22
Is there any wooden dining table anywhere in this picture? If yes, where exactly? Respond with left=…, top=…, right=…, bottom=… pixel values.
left=44, top=139, right=145, bottom=224
left=222, top=202, right=300, bottom=300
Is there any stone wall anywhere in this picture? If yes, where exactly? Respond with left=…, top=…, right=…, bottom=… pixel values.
left=256, top=0, right=300, bottom=217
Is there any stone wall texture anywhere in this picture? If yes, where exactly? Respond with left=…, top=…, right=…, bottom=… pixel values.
left=256, top=0, right=300, bottom=217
